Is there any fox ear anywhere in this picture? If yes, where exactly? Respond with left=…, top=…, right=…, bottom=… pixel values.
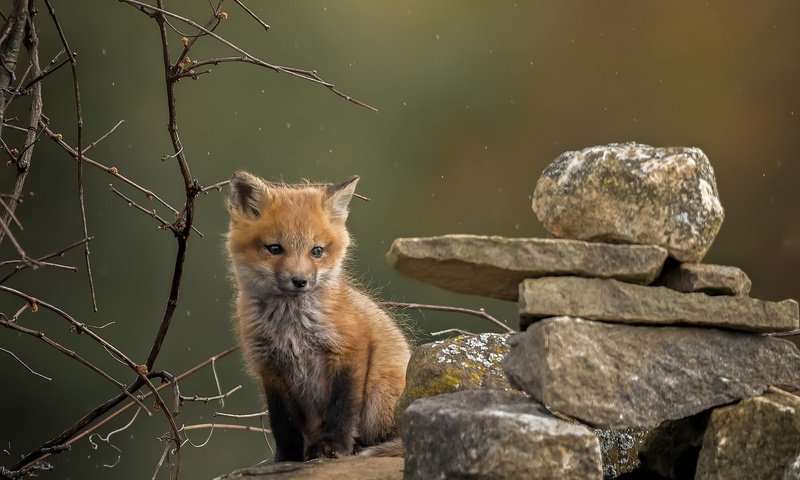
left=228, top=171, right=266, bottom=219
left=325, top=176, right=360, bottom=221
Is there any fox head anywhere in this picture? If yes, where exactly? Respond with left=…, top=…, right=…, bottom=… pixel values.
left=226, top=171, right=359, bottom=298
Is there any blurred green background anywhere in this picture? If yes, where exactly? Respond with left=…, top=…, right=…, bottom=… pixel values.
left=1, top=1, right=799, bottom=478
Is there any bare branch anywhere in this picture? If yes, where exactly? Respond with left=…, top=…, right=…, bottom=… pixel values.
left=184, top=423, right=271, bottom=437
left=0, top=259, right=77, bottom=272
left=431, top=328, right=474, bottom=337
left=199, top=179, right=229, bottom=194
left=88, top=408, right=142, bottom=469
left=0, top=346, right=51, bottom=381
left=109, top=185, right=173, bottom=230
left=117, top=0, right=377, bottom=111
left=0, top=316, right=151, bottom=415
left=10, top=344, right=239, bottom=474
left=213, top=409, right=268, bottom=419
left=0, top=236, right=91, bottom=284
left=43, top=0, right=97, bottom=312
left=382, top=301, right=514, bottom=333
left=233, top=0, right=269, bottom=30
left=180, top=385, right=242, bottom=404
left=0, top=1, right=42, bottom=252
left=40, top=124, right=187, bottom=223
left=83, top=119, right=125, bottom=154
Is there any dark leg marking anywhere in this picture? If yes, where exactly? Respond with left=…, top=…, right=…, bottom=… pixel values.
left=265, top=387, right=305, bottom=462
left=304, top=368, right=356, bottom=460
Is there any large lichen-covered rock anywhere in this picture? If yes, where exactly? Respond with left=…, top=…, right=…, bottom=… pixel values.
left=401, top=389, right=603, bottom=480
left=386, top=235, right=667, bottom=301
left=504, top=317, right=800, bottom=429
left=394, top=333, right=513, bottom=429
left=532, top=142, right=724, bottom=263
left=695, top=391, right=800, bottom=480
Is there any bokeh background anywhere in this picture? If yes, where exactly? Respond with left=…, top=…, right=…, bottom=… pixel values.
left=1, top=1, right=799, bottom=478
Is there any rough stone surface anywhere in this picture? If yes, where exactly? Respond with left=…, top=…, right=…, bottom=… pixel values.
left=532, top=142, right=724, bottom=262
left=503, top=317, right=800, bottom=429
left=655, top=260, right=752, bottom=296
left=394, top=333, right=513, bottom=429
left=593, top=427, right=649, bottom=478
left=695, top=391, right=800, bottom=480
left=519, top=277, right=799, bottom=333
left=214, top=456, right=403, bottom=480
left=401, top=389, right=603, bottom=480
left=386, top=234, right=667, bottom=301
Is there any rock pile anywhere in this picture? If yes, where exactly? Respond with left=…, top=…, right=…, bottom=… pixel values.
left=390, top=142, right=800, bottom=479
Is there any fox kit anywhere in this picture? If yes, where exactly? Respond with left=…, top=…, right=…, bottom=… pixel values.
left=225, top=171, right=411, bottom=462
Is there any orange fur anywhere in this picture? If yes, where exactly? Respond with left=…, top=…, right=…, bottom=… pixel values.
left=225, top=171, right=410, bottom=461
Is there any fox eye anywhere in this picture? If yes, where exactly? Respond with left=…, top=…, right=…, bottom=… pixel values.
left=265, top=244, right=283, bottom=255
left=310, top=246, right=324, bottom=258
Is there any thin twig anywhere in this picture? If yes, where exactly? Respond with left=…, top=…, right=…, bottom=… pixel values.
left=88, top=407, right=142, bottom=469
left=0, top=286, right=180, bottom=457
left=150, top=442, right=171, bottom=480
left=213, top=409, right=268, bottom=419
left=180, top=385, right=242, bottom=404
left=431, top=328, right=474, bottom=337
left=118, top=0, right=377, bottom=111
left=43, top=0, right=97, bottom=312
left=0, top=346, right=51, bottom=381
left=0, top=218, right=36, bottom=268
left=233, top=0, right=269, bottom=30
left=0, top=317, right=151, bottom=415
left=381, top=301, right=514, bottom=333
left=182, top=423, right=271, bottom=434
left=211, top=355, right=225, bottom=408
left=0, top=236, right=91, bottom=284
left=0, top=197, right=22, bottom=229
left=109, top=185, right=172, bottom=230
left=0, top=260, right=76, bottom=272
left=10, top=344, right=239, bottom=475
left=83, top=119, right=125, bottom=154
left=40, top=124, right=186, bottom=222
left=199, top=179, right=229, bottom=194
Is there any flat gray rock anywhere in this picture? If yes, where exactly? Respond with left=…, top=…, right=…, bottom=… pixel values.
left=696, top=391, right=800, bottom=480
left=386, top=235, right=667, bottom=301
left=519, top=277, right=799, bottom=333
left=503, top=317, right=800, bottom=429
left=654, top=261, right=752, bottom=296
left=532, top=142, right=724, bottom=262
left=401, top=389, right=603, bottom=480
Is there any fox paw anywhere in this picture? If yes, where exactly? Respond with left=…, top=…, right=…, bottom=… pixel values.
left=304, top=439, right=352, bottom=460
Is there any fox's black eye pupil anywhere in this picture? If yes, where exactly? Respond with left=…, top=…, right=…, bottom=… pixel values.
left=311, top=246, right=324, bottom=258
left=265, top=244, right=283, bottom=255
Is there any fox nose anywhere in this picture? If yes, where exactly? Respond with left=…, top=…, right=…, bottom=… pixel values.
left=291, top=277, right=308, bottom=289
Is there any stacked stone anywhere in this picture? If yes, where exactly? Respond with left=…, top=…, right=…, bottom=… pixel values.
left=388, top=143, right=800, bottom=479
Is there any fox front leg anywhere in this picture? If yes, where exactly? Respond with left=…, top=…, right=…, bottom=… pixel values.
left=304, top=369, right=356, bottom=460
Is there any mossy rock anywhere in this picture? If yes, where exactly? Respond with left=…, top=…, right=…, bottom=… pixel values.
left=394, top=333, right=514, bottom=429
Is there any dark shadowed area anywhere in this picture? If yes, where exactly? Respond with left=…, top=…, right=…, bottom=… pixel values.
left=1, top=1, right=798, bottom=479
